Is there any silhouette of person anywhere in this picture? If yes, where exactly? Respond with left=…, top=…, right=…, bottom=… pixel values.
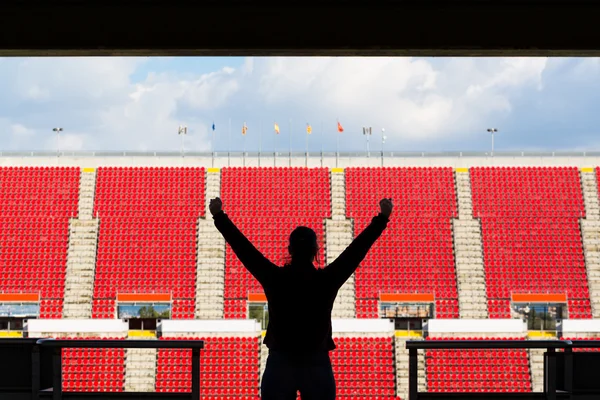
left=210, top=196, right=393, bottom=400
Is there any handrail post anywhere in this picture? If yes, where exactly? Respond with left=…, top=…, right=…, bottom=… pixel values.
left=409, top=347, right=418, bottom=400
left=32, top=344, right=40, bottom=400
left=192, top=347, right=200, bottom=400
left=52, top=347, right=62, bottom=400
left=564, top=347, right=573, bottom=394
left=546, top=347, right=556, bottom=400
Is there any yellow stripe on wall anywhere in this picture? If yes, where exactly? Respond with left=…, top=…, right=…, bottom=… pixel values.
left=208, top=168, right=220, bottom=173
left=0, top=331, right=23, bottom=338
left=82, top=168, right=96, bottom=173
left=455, top=168, right=469, bottom=173
left=395, top=330, right=423, bottom=338
left=128, top=330, right=157, bottom=338
left=581, top=167, right=595, bottom=173
left=331, top=168, right=344, bottom=173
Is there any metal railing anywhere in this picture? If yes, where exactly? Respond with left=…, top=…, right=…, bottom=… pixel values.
left=34, top=338, right=204, bottom=400
left=2, top=151, right=600, bottom=158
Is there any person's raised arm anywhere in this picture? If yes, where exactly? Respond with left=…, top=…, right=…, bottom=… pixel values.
left=324, top=198, right=393, bottom=289
left=210, top=197, right=277, bottom=286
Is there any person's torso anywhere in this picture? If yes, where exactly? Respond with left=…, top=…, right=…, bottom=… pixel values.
left=263, top=265, right=337, bottom=352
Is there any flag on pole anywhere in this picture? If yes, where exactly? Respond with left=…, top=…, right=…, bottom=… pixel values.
left=212, top=122, right=216, bottom=131
left=306, top=123, right=312, bottom=134
left=274, top=123, right=280, bottom=135
left=337, top=121, right=344, bottom=133
left=242, top=122, right=248, bottom=135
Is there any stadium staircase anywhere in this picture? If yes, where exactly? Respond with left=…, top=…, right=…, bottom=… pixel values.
left=328, top=169, right=356, bottom=318
left=124, top=338, right=157, bottom=392
left=453, top=169, right=488, bottom=319
left=63, top=169, right=99, bottom=318
left=395, top=335, right=426, bottom=399
left=259, top=333, right=268, bottom=392
left=580, top=168, right=600, bottom=318
left=195, top=168, right=226, bottom=319
left=528, top=346, right=547, bottom=392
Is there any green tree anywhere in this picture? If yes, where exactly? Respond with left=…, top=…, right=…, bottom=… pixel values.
left=139, top=306, right=159, bottom=318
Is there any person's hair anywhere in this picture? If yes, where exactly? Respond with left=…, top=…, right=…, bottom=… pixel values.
left=283, top=226, right=321, bottom=267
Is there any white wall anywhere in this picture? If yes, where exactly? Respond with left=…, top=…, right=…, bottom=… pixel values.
left=427, top=319, right=527, bottom=334
left=26, top=319, right=128, bottom=334
left=332, top=318, right=394, bottom=333
left=562, top=319, right=600, bottom=333
left=160, top=319, right=262, bottom=334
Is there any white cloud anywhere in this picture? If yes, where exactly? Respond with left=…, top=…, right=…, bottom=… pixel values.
left=251, top=57, right=547, bottom=141
left=2, top=56, right=599, bottom=152
left=0, top=58, right=240, bottom=151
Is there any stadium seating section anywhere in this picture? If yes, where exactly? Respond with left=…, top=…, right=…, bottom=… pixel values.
left=345, top=167, right=459, bottom=318
left=425, top=337, right=532, bottom=393
left=92, top=167, right=204, bottom=319
left=471, top=167, right=590, bottom=318
left=5, top=164, right=600, bottom=396
left=62, top=337, right=126, bottom=392
left=0, top=166, right=80, bottom=318
left=220, top=167, right=331, bottom=318
left=156, top=336, right=261, bottom=397
left=331, top=336, right=398, bottom=398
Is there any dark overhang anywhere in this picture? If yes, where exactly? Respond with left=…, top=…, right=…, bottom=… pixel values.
left=1, top=0, right=599, bottom=56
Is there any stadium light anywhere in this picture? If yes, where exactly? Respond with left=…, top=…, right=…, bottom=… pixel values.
left=487, top=128, right=498, bottom=157
left=52, top=127, right=63, bottom=157
left=363, top=126, right=372, bottom=158
left=178, top=125, right=187, bottom=157
left=381, top=128, right=387, bottom=166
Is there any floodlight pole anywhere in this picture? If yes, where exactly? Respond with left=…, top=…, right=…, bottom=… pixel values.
left=288, top=119, right=292, bottom=167
left=228, top=118, right=231, bottom=167
left=381, top=128, right=387, bottom=167
left=363, top=126, right=372, bottom=158
left=178, top=125, right=187, bottom=157
left=52, top=127, right=63, bottom=157
left=487, top=128, right=498, bottom=157
left=259, top=121, right=262, bottom=167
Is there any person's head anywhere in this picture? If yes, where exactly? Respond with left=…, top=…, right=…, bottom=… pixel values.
left=288, top=226, right=319, bottom=265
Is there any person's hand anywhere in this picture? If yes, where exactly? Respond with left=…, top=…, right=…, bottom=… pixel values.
left=209, top=197, right=223, bottom=216
left=380, top=198, right=393, bottom=218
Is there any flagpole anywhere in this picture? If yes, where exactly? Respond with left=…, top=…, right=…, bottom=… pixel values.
left=336, top=119, right=339, bottom=168
left=275, top=122, right=278, bottom=167
left=243, top=127, right=246, bottom=167
left=305, top=124, right=308, bottom=168
left=289, top=119, right=292, bottom=167
left=320, top=120, right=323, bottom=168
left=228, top=118, right=231, bottom=167
left=212, top=122, right=215, bottom=168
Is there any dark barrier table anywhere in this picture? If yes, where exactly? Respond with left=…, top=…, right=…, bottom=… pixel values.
left=406, top=340, right=574, bottom=400
left=35, top=338, right=204, bottom=400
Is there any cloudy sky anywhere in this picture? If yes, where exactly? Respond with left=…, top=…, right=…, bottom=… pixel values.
left=1, top=57, right=599, bottom=153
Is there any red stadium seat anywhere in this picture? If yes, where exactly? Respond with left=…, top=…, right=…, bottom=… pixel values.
left=61, top=337, right=126, bottom=392
left=155, top=336, right=261, bottom=396
left=425, top=337, right=531, bottom=393
left=345, top=167, right=459, bottom=318
left=471, top=167, right=590, bottom=318
left=220, top=167, right=331, bottom=317
left=0, top=167, right=79, bottom=317
left=91, top=167, right=205, bottom=319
